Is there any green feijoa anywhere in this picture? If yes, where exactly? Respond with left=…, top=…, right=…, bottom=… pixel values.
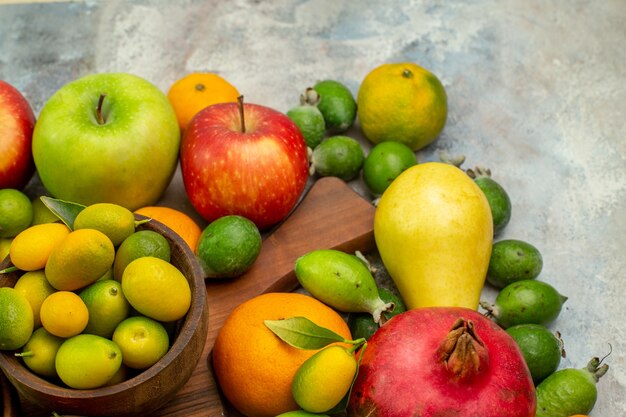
left=487, top=239, right=543, bottom=289
left=196, top=215, right=262, bottom=279
left=311, top=136, right=364, bottom=181
left=348, top=287, right=407, bottom=340
left=287, top=100, right=326, bottom=149
left=295, top=249, right=393, bottom=323
left=480, top=280, right=567, bottom=328
left=536, top=357, right=608, bottom=417
left=506, top=324, right=564, bottom=384
left=312, top=80, right=357, bottom=133
left=362, top=141, right=417, bottom=196
left=467, top=167, right=512, bottom=235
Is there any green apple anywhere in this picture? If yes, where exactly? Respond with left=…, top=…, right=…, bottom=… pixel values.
left=32, top=73, right=180, bottom=211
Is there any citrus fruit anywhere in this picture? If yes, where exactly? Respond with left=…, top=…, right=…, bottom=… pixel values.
left=40, top=291, right=89, bottom=338
left=0, top=287, right=34, bottom=350
left=506, top=323, right=563, bottom=384
left=121, top=256, right=191, bottom=322
left=287, top=97, right=326, bottom=149
left=212, top=292, right=352, bottom=417
left=536, top=357, right=608, bottom=417
left=9, top=222, right=70, bottom=271
left=134, top=206, right=202, bottom=252
left=104, top=363, right=129, bottom=386
left=487, top=239, right=544, bottom=289
left=357, top=62, right=447, bottom=151
left=15, top=327, right=64, bottom=377
left=13, top=270, right=56, bottom=328
left=112, top=316, right=169, bottom=369
left=167, top=72, right=240, bottom=132
left=73, top=202, right=136, bottom=246
left=467, top=167, right=512, bottom=235
left=113, top=229, right=171, bottom=281
left=55, top=334, right=122, bottom=389
left=276, top=412, right=329, bottom=417
left=45, top=228, right=115, bottom=291
left=0, top=188, right=33, bottom=238
left=348, top=287, right=407, bottom=340
left=312, top=80, right=357, bottom=133
left=196, top=215, right=262, bottom=279
left=97, top=267, right=114, bottom=282
left=0, top=238, right=11, bottom=260
left=292, top=345, right=358, bottom=413
left=30, top=197, right=58, bottom=225
left=311, top=136, right=364, bottom=181
left=80, top=280, right=130, bottom=338
left=362, top=141, right=417, bottom=196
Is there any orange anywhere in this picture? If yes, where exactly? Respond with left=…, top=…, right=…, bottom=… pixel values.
left=167, top=72, right=239, bottom=132
left=212, top=292, right=351, bottom=417
left=357, top=62, right=447, bottom=151
left=40, top=291, right=89, bottom=338
left=134, top=206, right=202, bottom=252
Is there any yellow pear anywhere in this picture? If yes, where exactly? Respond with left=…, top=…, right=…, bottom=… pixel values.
left=374, top=162, right=493, bottom=309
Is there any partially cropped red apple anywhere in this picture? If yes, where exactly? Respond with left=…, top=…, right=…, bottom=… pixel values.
left=181, top=98, right=309, bottom=229
left=0, top=80, right=36, bottom=189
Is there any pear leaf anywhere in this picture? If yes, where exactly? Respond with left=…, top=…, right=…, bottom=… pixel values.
left=40, top=196, right=86, bottom=230
left=264, top=316, right=348, bottom=350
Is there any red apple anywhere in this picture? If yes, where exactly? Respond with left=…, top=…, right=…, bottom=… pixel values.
left=0, top=80, right=36, bottom=189
left=181, top=99, right=309, bottom=230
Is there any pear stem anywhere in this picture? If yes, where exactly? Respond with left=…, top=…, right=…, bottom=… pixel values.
left=96, top=93, right=107, bottom=125
left=237, top=95, right=246, bottom=133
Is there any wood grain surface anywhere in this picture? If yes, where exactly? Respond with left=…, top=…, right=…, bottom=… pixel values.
left=16, top=176, right=376, bottom=416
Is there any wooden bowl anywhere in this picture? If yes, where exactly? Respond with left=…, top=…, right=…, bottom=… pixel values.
left=1, top=371, right=20, bottom=417
left=0, top=216, right=208, bottom=417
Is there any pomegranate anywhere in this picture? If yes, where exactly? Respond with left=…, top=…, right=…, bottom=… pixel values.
left=347, top=307, right=536, bottom=417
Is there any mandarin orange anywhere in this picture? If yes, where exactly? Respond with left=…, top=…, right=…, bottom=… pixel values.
left=212, top=292, right=351, bottom=417
left=167, top=72, right=239, bottom=132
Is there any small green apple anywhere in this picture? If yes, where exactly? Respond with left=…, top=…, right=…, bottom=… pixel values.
left=33, top=73, right=180, bottom=211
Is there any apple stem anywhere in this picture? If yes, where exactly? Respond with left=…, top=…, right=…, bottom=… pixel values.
left=96, top=93, right=107, bottom=125
left=237, top=95, right=246, bottom=133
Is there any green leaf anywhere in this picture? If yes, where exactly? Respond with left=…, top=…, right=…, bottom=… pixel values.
left=40, top=196, right=86, bottom=230
left=264, top=316, right=349, bottom=350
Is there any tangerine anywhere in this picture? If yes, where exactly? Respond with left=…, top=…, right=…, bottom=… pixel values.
left=45, top=228, right=115, bottom=291
left=40, top=291, right=89, bottom=338
left=134, top=206, right=202, bottom=252
left=13, top=270, right=56, bottom=328
left=167, top=72, right=239, bottom=132
left=358, top=62, right=447, bottom=151
left=73, top=202, right=136, bottom=246
left=212, top=292, right=351, bottom=417
left=9, top=222, right=70, bottom=271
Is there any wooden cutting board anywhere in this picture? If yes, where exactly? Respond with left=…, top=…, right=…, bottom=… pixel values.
left=155, top=176, right=376, bottom=417
left=18, top=176, right=376, bottom=416
left=161, top=176, right=375, bottom=417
